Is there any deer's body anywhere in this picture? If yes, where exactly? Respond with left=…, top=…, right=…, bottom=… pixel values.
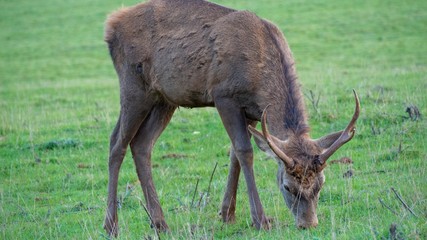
left=104, top=0, right=359, bottom=236
left=106, top=0, right=297, bottom=119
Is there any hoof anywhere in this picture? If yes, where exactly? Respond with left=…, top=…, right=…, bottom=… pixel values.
left=104, top=219, right=119, bottom=237
left=219, top=209, right=236, bottom=223
left=151, top=220, right=170, bottom=232
left=252, top=216, right=273, bottom=230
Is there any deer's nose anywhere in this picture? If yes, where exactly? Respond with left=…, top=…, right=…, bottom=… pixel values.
left=297, top=218, right=318, bottom=229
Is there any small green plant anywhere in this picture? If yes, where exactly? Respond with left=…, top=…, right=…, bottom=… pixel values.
left=34, top=139, right=82, bottom=151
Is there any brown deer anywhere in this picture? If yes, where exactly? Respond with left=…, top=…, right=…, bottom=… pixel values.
left=103, top=0, right=360, bottom=236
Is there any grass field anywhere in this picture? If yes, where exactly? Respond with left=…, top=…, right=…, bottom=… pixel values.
left=1, top=0, right=426, bottom=239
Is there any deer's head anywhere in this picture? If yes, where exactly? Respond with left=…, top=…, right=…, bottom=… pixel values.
left=248, top=90, right=360, bottom=228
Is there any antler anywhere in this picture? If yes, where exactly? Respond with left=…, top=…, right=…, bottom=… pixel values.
left=318, top=90, right=360, bottom=165
left=261, top=105, right=295, bottom=168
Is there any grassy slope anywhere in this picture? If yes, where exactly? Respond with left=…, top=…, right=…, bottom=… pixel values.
left=1, top=0, right=426, bottom=239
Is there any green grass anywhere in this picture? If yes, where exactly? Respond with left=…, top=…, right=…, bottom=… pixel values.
left=1, top=0, right=426, bottom=239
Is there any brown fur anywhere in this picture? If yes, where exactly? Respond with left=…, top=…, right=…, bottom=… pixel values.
left=102, top=0, right=359, bottom=236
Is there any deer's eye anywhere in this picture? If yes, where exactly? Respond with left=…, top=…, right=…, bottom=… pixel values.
left=136, top=63, right=143, bottom=74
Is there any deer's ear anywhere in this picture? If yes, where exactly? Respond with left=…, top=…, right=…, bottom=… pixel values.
left=248, top=125, right=295, bottom=166
left=314, top=131, right=343, bottom=149
left=248, top=125, right=272, bottom=153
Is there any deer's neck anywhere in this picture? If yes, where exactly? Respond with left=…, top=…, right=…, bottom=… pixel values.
left=267, top=83, right=309, bottom=140
left=262, top=23, right=309, bottom=140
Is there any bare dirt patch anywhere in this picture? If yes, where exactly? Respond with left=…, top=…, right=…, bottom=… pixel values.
left=329, top=157, right=353, bottom=165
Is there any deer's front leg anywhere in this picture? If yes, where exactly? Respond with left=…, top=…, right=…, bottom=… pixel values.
left=221, top=147, right=240, bottom=223
left=215, top=98, right=270, bottom=230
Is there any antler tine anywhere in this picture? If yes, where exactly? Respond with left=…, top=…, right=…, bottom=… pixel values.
left=319, top=90, right=360, bottom=164
left=261, top=105, right=295, bottom=168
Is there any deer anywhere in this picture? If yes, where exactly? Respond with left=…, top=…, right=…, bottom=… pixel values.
left=103, top=0, right=360, bottom=237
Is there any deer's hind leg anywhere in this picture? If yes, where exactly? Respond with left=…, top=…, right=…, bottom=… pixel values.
left=104, top=89, right=156, bottom=237
left=130, top=102, right=176, bottom=232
